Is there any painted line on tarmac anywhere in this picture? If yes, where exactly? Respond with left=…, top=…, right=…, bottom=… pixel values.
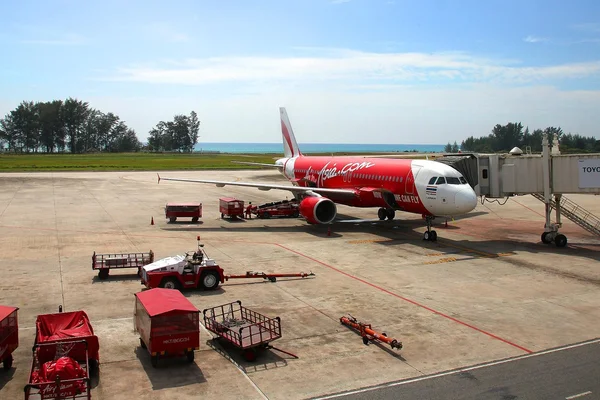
left=311, top=338, right=600, bottom=400
left=276, top=244, right=533, bottom=354
left=510, top=197, right=545, bottom=218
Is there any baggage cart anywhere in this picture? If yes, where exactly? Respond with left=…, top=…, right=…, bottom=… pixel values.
left=203, top=300, right=282, bottom=361
left=219, top=197, right=244, bottom=219
left=24, top=339, right=91, bottom=400
left=165, top=203, right=202, bottom=223
left=0, top=305, right=18, bottom=370
left=92, top=250, right=154, bottom=280
left=134, top=288, right=200, bottom=368
left=33, top=309, right=100, bottom=375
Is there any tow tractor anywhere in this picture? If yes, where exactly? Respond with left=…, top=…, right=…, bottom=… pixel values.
left=140, top=237, right=315, bottom=291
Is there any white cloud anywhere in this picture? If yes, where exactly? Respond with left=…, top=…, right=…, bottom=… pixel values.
left=100, top=49, right=600, bottom=87
left=572, top=23, right=600, bottom=33
left=523, top=35, right=547, bottom=43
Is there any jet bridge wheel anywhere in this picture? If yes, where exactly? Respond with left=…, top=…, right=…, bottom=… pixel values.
left=554, top=234, right=567, bottom=248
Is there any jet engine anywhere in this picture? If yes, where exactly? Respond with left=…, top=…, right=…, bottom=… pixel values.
left=299, top=197, right=337, bottom=224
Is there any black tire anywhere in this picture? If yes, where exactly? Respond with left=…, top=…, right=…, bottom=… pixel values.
left=377, top=208, right=387, bottom=220
left=386, top=209, right=396, bottom=220
left=555, top=234, right=567, bottom=248
left=430, top=230, right=438, bottom=242
left=199, top=270, right=220, bottom=290
left=186, top=350, right=195, bottom=363
left=98, top=269, right=109, bottom=280
left=292, top=210, right=300, bottom=218
left=140, top=338, right=147, bottom=349
left=243, top=348, right=257, bottom=362
left=423, top=231, right=430, bottom=241
left=88, top=359, right=99, bottom=376
left=192, top=217, right=199, bottom=223
left=362, top=336, right=369, bottom=345
left=263, top=212, right=271, bottom=219
left=221, top=213, right=224, bottom=219
left=541, top=232, right=552, bottom=244
left=169, top=217, right=176, bottom=223
left=151, top=355, right=159, bottom=368
left=159, top=278, right=179, bottom=290
left=2, top=354, right=13, bottom=370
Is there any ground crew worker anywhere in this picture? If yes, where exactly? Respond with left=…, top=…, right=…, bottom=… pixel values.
left=245, top=202, right=253, bottom=219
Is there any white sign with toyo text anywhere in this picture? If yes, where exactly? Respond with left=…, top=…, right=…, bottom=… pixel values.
left=579, top=159, right=600, bottom=188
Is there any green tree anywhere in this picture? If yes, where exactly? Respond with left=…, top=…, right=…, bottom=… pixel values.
left=62, top=97, right=89, bottom=153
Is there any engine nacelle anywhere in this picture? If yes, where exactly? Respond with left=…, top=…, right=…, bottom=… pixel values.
left=299, top=197, right=337, bottom=224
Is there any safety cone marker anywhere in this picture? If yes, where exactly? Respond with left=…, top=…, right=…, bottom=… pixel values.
left=151, top=217, right=154, bottom=225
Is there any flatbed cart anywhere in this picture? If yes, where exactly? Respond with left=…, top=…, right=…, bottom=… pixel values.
left=24, top=339, right=91, bottom=400
left=0, top=305, right=19, bottom=370
left=203, top=300, right=296, bottom=362
left=165, top=203, right=202, bottom=223
left=92, top=250, right=154, bottom=280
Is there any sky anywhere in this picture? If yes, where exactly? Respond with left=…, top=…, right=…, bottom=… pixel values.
left=1, top=0, right=600, bottom=145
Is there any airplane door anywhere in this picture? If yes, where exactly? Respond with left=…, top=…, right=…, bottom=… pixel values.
left=405, top=166, right=421, bottom=195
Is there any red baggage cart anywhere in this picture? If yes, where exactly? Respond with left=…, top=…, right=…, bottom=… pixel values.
left=24, top=339, right=91, bottom=400
left=165, top=203, right=203, bottom=223
left=0, top=305, right=18, bottom=370
left=219, top=197, right=244, bottom=219
left=134, top=288, right=200, bottom=368
left=33, top=310, right=100, bottom=374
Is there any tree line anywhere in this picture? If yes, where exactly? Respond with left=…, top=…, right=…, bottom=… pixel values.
left=448, top=123, right=600, bottom=154
left=0, top=98, right=200, bottom=153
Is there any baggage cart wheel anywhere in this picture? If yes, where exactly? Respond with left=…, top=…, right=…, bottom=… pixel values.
left=140, top=338, right=147, bottom=349
left=98, top=269, right=109, bottom=280
left=88, top=359, right=99, bottom=376
left=192, top=217, right=199, bottom=223
left=151, top=355, right=159, bottom=368
left=362, top=336, right=369, bottom=345
left=292, top=210, right=299, bottom=218
left=2, top=354, right=13, bottom=370
left=169, top=217, right=176, bottom=223
left=186, top=350, right=195, bottom=362
left=200, top=271, right=220, bottom=290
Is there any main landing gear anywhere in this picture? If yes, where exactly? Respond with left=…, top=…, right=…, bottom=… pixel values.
left=378, top=208, right=396, bottom=221
left=423, top=216, right=437, bottom=242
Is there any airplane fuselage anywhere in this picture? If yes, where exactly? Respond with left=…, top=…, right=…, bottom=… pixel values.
left=278, top=155, right=477, bottom=218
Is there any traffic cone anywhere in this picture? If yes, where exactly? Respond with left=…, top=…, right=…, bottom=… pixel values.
left=151, top=217, right=154, bottom=225
left=444, top=219, right=448, bottom=228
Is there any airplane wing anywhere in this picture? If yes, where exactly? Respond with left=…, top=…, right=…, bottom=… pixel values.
left=230, top=161, right=282, bottom=168
left=157, top=175, right=358, bottom=199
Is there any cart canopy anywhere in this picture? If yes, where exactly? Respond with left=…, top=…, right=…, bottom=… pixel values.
left=35, top=311, right=95, bottom=342
left=0, top=305, right=18, bottom=321
left=142, top=254, right=187, bottom=273
left=135, top=288, right=198, bottom=317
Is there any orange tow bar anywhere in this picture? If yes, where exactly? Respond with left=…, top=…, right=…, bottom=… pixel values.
left=340, top=315, right=402, bottom=350
left=225, top=271, right=315, bottom=282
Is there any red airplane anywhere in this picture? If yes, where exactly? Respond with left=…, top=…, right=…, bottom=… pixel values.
left=159, top=108, right=477, bottom=241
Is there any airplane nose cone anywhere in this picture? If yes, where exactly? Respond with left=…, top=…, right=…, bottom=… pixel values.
left=455, top=188, right=477, bottom=214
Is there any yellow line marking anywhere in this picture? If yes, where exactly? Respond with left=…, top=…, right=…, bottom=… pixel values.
left=423, top=257, right=457, bottom=265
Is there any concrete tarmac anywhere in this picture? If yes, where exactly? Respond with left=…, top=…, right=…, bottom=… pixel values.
left=0, top=170, right=599, bottom=399
left=312, top=339, right=600, bottom=400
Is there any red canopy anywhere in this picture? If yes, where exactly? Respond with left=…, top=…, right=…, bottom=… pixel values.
left=135, top=288, right=198, bottom=317
left=0, top=305, right=18, bottom=321
left=36, top=311, right=95, bottom=342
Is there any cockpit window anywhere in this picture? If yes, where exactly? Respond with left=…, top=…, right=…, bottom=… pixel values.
left=459, top=177, right=467, bottom=184
left=435, top=177, right=446, bottom=185
left=428, top=177, right=437, bottom=185
left=446, top=177, right=460, bottom=185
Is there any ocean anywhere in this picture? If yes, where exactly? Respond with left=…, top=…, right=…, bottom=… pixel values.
left=193, top=142, right=446, bottom=154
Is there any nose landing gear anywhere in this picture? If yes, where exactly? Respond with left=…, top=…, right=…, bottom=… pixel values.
left=423, top=216, right=437, bottom=241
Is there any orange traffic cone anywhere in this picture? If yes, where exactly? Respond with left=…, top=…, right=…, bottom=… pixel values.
left=151, top=217, right=154, bottom=225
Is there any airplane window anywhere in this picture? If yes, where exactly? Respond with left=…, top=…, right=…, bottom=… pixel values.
left=446, top=177, right=460, bottom=184
left=435, top=177, right=446, bottom=185
left=428, top=177, right=437, bottom=184
left=459, top=177, right=467, bottom=184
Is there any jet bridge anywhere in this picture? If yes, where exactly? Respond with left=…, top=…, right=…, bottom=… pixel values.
left=435, top=134, right=600, bottom=247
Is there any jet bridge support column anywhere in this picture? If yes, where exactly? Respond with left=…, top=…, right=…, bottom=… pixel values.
left=540, top=134, right=568, bottom=247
